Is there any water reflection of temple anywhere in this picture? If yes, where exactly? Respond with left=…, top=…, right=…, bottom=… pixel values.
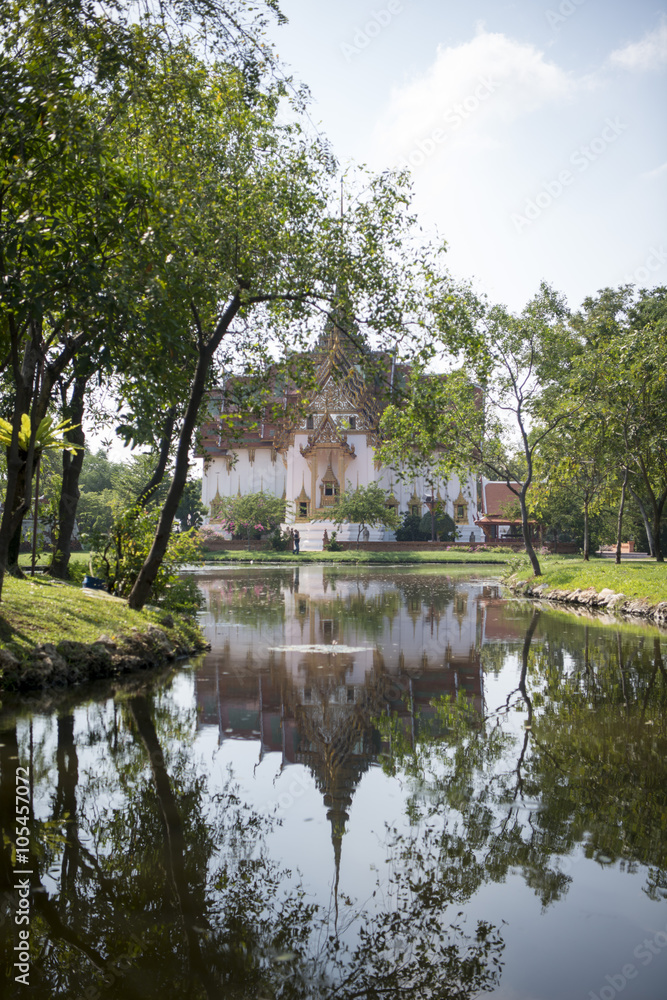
left=195, top=570, right=514, bottom=878
left=195, top=569, right=498, bottom=752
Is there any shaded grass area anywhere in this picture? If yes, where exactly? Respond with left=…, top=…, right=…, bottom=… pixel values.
left=510, top=555, right=667, bottom=604
left=18, top=551, right=89, bottom=582
left=202, top=548, right=509, bottom=566
left=0, top=575, right=196, bottom=659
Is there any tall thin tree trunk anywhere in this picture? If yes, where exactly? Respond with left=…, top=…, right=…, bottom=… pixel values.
left=128, top=294, right=241, bottom=610
left=630, top=489, right=655, bottom=556
left=520, top=492, right=541, bottom=576
left=583, top=500, right=590, bottom=561
left=653, top=496, right=665, bottom=563
left=615, top=469, right=628, bottom=564
left=50, top=375, right=87, bottom=579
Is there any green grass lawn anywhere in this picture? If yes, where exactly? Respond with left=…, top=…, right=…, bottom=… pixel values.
left=510, top=555, right=667, bottom=604
left=202, top=548, right=509, bottom=565
left=0, top=574, right=184, bottom=659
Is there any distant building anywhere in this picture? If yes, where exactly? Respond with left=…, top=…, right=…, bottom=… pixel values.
left=475, top=481, right=540, bottom=545
left=199, top=315, right=484, bottom=550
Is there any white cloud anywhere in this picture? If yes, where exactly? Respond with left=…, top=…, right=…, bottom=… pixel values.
left=609, top=19, right=667, bottom=72
left=641, top=160, right=667, bottom=180
left=373, top=30, right=576, bottom=162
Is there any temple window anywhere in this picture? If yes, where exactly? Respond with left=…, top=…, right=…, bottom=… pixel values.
left=453, top=491, right=468, bottom=524
left=349, top=416, right=356, bottom=430
left=306, top=415, right=314, bottom=429
left=299, top=501, right=308, bottom=518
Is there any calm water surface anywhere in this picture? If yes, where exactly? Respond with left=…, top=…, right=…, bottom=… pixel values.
left=1, top=566, right=666, bottom=1000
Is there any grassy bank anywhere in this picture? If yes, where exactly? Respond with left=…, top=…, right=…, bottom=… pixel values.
left=509, top=555, right=667, bottom=604
left=0, top=575, right=199, bottom=661
left=201, top=548, right=509, bottom=565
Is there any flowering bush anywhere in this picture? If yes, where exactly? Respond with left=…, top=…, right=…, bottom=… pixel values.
left=214, top=491, right=291, bottom=546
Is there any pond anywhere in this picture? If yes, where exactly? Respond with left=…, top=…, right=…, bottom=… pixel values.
left=1, top=565, right=666, bottom=999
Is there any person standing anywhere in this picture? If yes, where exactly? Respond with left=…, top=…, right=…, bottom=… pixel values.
left=293, top=529, right=300, bottom=555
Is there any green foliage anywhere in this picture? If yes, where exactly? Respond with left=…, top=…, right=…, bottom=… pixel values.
left=420, top=508, right=457, bottom=541
left=268, top=527, right=291, bottom=551
left=394, top=512, right=425, bottom=541
left=214, top=490, right=288, bottom=544
left=393, top=508, right=456, bottom=542
left=76, top=449, right=204, bottom=543
left=325, top=530, right=343, bottom=551
left=91, top=506, right=203, bottom=609
left=325, top=481, right=400, bottom=547
left=0, top=414, right=82, bottom=454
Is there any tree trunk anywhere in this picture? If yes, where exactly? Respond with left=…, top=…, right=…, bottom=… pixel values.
left=50, top=375, right=87, bottom=579
left=520, top=491, right=541, bottom=576
left=653, top=496, right=665, bottom=563
left=615, top=469, right=628, bottom=564
left=630, top=489, right=654, bottom=557
left=128, top=295, right=241, bottom=610
left=135, top=406, right=176, bottom=509
left=0, top=327, right=42, bottom=595
left=583, top=501, right=589, bottom=561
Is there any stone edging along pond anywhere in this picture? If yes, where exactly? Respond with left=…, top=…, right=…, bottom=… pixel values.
left=0, top=622, right=209, bottom=695
left=508, top=578, right=667, bottom=626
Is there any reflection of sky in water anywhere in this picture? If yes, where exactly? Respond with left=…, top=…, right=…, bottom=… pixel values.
left=194, top=567, right=667, bottom=998
left=7, top=566, right=667, bottom=1000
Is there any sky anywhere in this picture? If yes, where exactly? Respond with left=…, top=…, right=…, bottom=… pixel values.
left=270, top=0, right=667, bottom=312
left=95, top=0, right=667, bottom=460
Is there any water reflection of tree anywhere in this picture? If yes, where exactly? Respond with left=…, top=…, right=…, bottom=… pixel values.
left=379, top=611, right=667, bottom=908
left=0, top=680, right=505, bottom=999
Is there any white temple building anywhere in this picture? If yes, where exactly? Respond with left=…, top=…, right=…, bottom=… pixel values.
left=199, top=319, right=484, bottom=550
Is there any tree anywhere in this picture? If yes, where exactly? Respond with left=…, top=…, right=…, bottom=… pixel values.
left=122, top=65, right=446, bottom=607
left=0, top=0, right=296, bottom=597
left=0, top=0, right=153, bottom=594
left=530, top=417, right=614, bottom=560
left=381, top=284, right=580, bottom=576
left=324, top=481, right=400, bottom=548
left=572, top=286, right=667, bottom=562
left=214, top=489, right=288, bottom=548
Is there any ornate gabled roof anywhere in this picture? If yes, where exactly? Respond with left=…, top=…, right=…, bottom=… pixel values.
left=300, top=413, right=356, bottom=459
left=296, top=476, right=310, bottom=503
left=321, top=454, right=339, bottom=484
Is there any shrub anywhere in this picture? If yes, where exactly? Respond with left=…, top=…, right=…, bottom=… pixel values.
left=326, top=531, right=343, bottom=552
left=395, top=513, right=426, bottom=541
left=269, top=528, right=292, bottom=551
left=90, top=506, right=203, bottom=610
